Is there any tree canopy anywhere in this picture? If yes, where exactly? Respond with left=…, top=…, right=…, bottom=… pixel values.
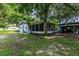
left=0, top=3, right=79, bottom=35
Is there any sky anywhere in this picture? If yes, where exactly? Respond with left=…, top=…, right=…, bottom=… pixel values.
left=0, top=0, right=79, bottom=3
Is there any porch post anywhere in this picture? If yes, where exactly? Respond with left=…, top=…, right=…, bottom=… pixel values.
left=38, top=24, right=40, bottom=31
left=34, top=25, right=36, bottom=31
left=73, top=26, right=75, bottom=34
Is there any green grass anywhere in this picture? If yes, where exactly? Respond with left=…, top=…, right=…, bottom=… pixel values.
left=0, top=30, right=17, bottom=34
left=17, top=34, right=79, bottom=56
left=0, top=32, right=79, bottom=55
left=0, top=48, right=14, bottom=56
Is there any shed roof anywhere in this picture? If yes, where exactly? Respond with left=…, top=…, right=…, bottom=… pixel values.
left=19, top=20, right=27, bottom=25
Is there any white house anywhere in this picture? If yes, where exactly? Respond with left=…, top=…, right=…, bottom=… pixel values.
left=7, top=27, right=19, bottom=31
left=19, top=20, right=30, bottom=34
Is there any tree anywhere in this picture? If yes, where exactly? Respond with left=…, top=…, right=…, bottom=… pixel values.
left=0, top=3, right=79, bottom=35
left=33, top=4, right=52, bottom=35
left=0, top=17, right=7, bottom=30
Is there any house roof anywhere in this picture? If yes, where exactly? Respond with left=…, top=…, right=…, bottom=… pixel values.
left=60, top=16, right=79, bottom=25
left=30, top=21, right=54, bottom=26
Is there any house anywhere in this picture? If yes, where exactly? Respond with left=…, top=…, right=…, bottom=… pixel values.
left=30, top=21, right=54, bottom=34
left=7, top=27, right=19, bottom=31
left=7, top=24, right=19, bottom=31
left=60, top=16, right=79, bottom=34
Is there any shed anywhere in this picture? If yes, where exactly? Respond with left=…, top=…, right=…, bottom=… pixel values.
left=19, top=20, right=30, bottom=34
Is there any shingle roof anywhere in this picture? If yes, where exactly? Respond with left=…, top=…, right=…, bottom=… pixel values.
left=19, top=20, right=27, bottom=25
left=60, top=16, right=79, bottom=25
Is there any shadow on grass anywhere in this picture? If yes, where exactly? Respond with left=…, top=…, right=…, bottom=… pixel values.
left=0, top=32, right=79, bottom=56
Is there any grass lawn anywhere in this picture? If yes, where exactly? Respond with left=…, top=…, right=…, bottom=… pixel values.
left=0, top=31, right=79, bottom=56
left=0, top=30, right=17, bottom=35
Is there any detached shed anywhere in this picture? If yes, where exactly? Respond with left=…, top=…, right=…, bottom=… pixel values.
left=19, top=20, right=30, bottom=34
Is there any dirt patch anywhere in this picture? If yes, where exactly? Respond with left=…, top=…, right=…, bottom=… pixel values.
left=0, top=35, right=8, bottom=39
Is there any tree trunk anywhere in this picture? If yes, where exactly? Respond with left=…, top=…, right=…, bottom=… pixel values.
left=44, top=4, right=49, bottom=36
left=44, top=19, right=47, bottom=35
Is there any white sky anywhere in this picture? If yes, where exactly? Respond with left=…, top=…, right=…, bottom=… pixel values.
left=0, top=0, right=79, bottom=3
